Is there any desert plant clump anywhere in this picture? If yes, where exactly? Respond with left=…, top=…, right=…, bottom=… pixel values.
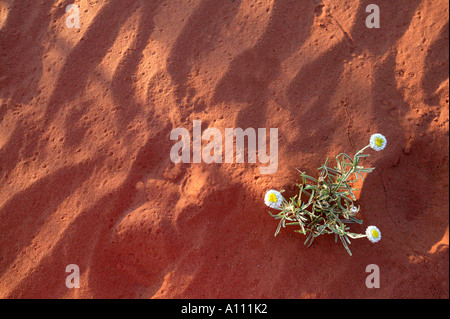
left=264, top=134, right=387, bottom=256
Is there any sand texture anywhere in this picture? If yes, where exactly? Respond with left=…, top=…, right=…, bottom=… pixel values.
left=0, top=0, right=448, bottom=298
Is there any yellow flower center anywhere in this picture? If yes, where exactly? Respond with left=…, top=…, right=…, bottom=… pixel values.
left=268, top=193, right=278, bottom=203
left=375, top=137, right=384, bottom=147
left=371, top=229, right=380, bottom=238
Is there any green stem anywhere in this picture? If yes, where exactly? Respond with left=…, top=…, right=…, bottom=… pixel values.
left=355, top=144, right=370, bottom=157
left=333, top=167, right=354, bottom=192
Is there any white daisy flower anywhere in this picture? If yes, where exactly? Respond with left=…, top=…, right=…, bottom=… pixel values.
left=264, top=189, right=284, bottom=210
left=369, top=133, right=387, bottom=151
left=365, top=225, right=382, bottom=243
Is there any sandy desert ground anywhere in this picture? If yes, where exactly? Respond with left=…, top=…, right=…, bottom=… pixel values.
left=0, top=0, right=448, bottom=298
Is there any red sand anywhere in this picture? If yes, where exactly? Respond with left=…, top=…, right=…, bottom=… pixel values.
left=0, top=0, right=448, bottom=299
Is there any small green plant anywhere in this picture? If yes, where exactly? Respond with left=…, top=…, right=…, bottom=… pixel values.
left=265, top=134, right=387, bottom=256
